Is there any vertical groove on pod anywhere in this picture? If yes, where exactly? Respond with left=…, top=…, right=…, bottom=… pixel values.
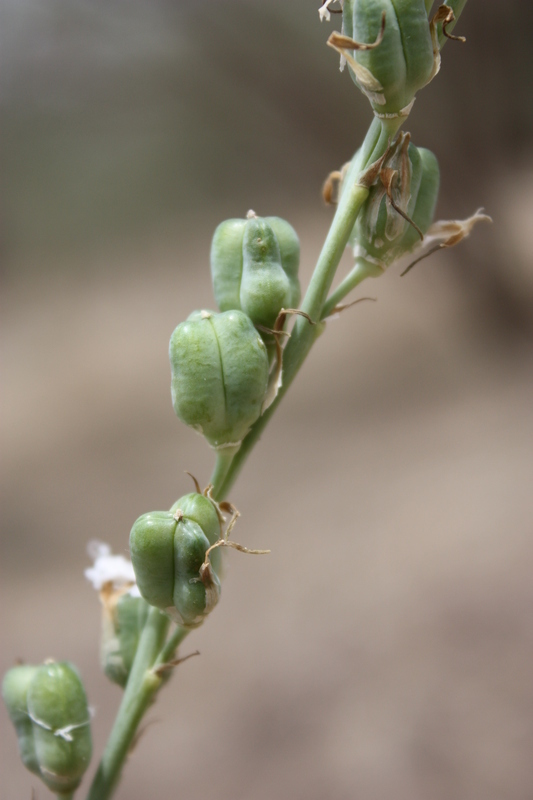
left=207, top=316, right=227, bottom=419
left=389, top=1, right=406, bottom=69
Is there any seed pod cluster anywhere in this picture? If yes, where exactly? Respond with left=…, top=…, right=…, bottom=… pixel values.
left=2, top=661, right=92, bottom=795
left=170, top=213, right=300, bottom=450
left=130, top=492, right=222, bottom=628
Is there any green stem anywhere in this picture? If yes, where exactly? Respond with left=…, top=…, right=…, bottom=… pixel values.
left=153, top=625, right=190, bottom=670
left=210, top=445, right=239, bottom=497
left=85, top=608, right=170, bottom=800
left=214, top=117, right=402, bottom=501
left=321, top=259, right=381, bottom=319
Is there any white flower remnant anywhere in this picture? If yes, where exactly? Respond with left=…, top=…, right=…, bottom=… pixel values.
left=319, top=0, right=338, bottom=23
left=85, top=541, right=140, bottom=596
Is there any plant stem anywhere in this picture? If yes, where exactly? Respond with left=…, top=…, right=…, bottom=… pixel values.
left=214, top=117, right=402, bottom=501
left=210, top=445, right=240, bottom=497
left=85, top=608, right=170, bottom=800
left=153, top=625, right=190, bottom=670
left=321, top=259, right=382, bottom=319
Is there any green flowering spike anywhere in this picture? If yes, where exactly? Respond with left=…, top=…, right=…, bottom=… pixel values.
left=340, top=0, right=435, bottom=117
left=130, top=494, right=222, bottom=627
left=351, top=136, right=440, bottom=272
left=169, top=309, right=269, bottom=449
left=2, top=665, right=41, bottom=777
left=101, top=593, right=149, bottom=688
left=210, top=213, right=301, bottom=329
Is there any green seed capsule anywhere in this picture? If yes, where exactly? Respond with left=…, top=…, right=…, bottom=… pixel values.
left=210, top=214, right=301, bottom=329
left=3, top=662, right=92, bottom=795
left=351, top=138, right=440, bottom=272
left=130, top=493, right=222, bottom=627
left=101, top=593, right=149, bottom=688
left=169, top=309, right=269, bottom=449
left=342, top=0, right=435, bottom=116
left=2, top=665, right=41, bottom=777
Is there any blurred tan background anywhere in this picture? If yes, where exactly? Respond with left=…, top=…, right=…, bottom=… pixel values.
left=2, top=1, right=533, bottom=798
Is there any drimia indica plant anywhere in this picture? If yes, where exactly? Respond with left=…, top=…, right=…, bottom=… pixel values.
left=4, top=2, right=490, bottom=798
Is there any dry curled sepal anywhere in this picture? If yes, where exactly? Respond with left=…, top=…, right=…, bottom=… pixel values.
left=323, top=162, right=351, bottom=205
left=380, top=166, right=424, bottom=241
left=327, top=13, right=386, bottom=105
left=152, top=650, right=200, bottom=678
left=400, top=210, right=493, bottom=276
left=199, top=504, right=270, bottom=587
left=433, top=3, right=466, bottom=42
left=323, top=296, right=377, bottom=321
left=323, top=142, right=391, bottom=210
left=259, top=309, right=316, bottom=412
left=427, top=4, right=466, bottom=83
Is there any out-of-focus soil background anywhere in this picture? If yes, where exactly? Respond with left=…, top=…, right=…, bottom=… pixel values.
left=2, top=2, right=533, bottom=798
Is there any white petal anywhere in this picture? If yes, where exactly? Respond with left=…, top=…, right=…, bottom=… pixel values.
left=84, top=540, right=137, bottom=591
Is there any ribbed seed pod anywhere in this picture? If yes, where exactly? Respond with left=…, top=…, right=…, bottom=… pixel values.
left=101, top=593, right=149, bottom=688
left=211, top=214, right=301, bottom=329
left=3, top=662, right=92, bottom=795
left=351, top=139, right=440, bottom=272
left=130, top=493, right=222, bottom=627
left=169, top=309, right=269, bottom=449
left=2, top=665, right=41, bottom=777
left=342, top=0, right=435, bottom=116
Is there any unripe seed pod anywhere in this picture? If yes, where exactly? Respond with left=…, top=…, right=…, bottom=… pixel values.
left=211, top=214, right=301, bottom=329
left=101, top=593, right=149, bottom=688
left=2, top=665, right=41, bottom=777
left=342, top=0, right=435, bottom=116
left=351, top=139, right=440, bottom=272
left=3, top=661, right=92, bottom=795
left=169, top=309, right=269, bottom=449
left=130, top=493, right=222, bottom=627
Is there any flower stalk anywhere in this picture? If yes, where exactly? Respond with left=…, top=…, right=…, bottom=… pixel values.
left=4, top=3, right=483, bottom=799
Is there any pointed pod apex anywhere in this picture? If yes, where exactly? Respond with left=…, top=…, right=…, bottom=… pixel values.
left=210, top=215, right=301, bottom=330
